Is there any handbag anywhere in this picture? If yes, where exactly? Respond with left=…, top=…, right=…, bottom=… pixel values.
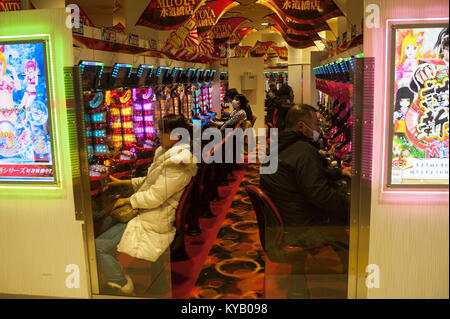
left=110, top=204, right=139, bottom=223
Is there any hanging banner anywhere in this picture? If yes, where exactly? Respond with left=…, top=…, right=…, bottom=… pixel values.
left=266, top=14, right=321, bottom=42
left=271, top=25, right=317, bottom=49
left=265, top=13, right=326, bottom=36
left=272, top=46, right=289, bottom=60
left=196, top=0, right=239, bottom=35
left=136, top=0, right=206, bottom=30
left=0, top=0, right=20, bottom=11
left=189, top=32, right=216, bottom=62
left=161, top=16, right=200, bottom=61
left=249, top=41, right=275, bottom=58
left=257, top=0, right=341, bottom=34
left=78, top=5, right=95, bottom=27
left=233, top=45, right=252, bottom=58
left=73, top=35, right=162, bottom=56
left=112, top=22, right=127, bottom=35
left=211, top=17, right=250, bottom=45
left=229, top=27, right=256, bottom=49
left=388, top=25, right=449, bottom=187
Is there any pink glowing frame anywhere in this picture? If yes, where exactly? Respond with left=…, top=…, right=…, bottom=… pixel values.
left=380, top=17, right=449, bottom=201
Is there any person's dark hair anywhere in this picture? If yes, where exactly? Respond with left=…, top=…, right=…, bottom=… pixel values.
left=269, top=83, right=278, bottom=94
left=285, top=104, right=316, bottom=130
left=435, top=28, right=449, bottom=53
left=278, top=84, right=293, bottom=98
left=160, top=114, right=190, bottom=133
left=225, top=88, right=239, bottom=101
left=395, top=87, right=414, bottom=111
left=234, top=94, right=248, bottom=110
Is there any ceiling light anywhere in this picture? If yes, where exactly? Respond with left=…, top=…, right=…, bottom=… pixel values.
left=261, top=22, right=269, bottom=26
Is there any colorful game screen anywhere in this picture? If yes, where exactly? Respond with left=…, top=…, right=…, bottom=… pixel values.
left=389, top=25, right=449, bottom=187
left=0, top=40, right=56, bottom=183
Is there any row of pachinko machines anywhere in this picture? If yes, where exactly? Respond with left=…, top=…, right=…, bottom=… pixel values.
left=78, top=61, right=225, bottom=235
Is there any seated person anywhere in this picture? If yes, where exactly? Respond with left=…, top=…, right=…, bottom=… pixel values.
left=211, top=93, right=247, bottom=132
left=259, top=105, right=350, bottom=298
left=265, top=83, right=278, bottom=124
left=275, top=84, right=295, bottom=131
left=95, top=114, right=198, bottom=295
left=221, top=88, right=253, bottom=122
left=220, top=88, right=239, bottom=119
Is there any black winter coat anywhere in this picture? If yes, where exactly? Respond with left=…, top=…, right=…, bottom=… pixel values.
left=260, top=130, right=349, bottom=243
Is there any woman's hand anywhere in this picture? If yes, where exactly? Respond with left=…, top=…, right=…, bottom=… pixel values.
left=109, top=175, right=130, bottom=187
left=112, top=197, right=131, bottom=210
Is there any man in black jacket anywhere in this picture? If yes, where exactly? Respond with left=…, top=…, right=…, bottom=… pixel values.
left=260, top=104, right=350, bottom=298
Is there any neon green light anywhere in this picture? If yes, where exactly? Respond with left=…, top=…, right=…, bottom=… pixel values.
left=0, top=29, right=70, bottom=195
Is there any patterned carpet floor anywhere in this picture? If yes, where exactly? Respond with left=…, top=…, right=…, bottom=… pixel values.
left=189, top=164, right=265, bottom=299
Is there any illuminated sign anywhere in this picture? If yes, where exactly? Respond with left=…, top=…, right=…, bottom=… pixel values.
left=388, top=24, right=449, bottom=187
left=0, top=40, right=56, bottom=183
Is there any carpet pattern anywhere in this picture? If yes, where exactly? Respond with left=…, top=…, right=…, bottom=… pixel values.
left=189, top=164, right=265, bottom=299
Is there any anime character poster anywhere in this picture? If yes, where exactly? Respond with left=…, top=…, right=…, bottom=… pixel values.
left=390, top=26, right=449, bottom=186
left=0, top=41, right=55, bottom=183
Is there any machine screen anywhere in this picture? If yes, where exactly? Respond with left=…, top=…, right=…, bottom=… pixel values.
left=80, top=61, right=104, bottom=91
left=0, top=40, right=57, bottom=183
left=111, top=64, right=132, bottom=89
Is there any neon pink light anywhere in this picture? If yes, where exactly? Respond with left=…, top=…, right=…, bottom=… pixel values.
left=380, top=18, right=449, bottom=199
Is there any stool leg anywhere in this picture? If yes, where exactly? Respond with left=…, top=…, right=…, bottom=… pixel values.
left=286, top=258, right=309, bottom=299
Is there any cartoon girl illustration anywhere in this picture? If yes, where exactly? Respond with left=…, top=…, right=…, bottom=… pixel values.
left=394, top=87, right=415, bottom=121
left=0, top=45, right=21, bottom=123
left=19, top=60, right=39, bottom=112
left=0, top=46, right=24, bottom=158
left=394, top=87, right=415, bottom=133
left=397, top=32, right=424, bottom=87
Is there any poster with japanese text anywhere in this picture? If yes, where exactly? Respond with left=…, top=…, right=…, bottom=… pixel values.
left=389, top=25, right=449, bottom=186
left=0, top=41, right=56, bottom=183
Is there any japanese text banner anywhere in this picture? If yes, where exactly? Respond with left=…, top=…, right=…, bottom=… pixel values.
left=136, top=0, right=206, bottom=30
left=271, top=25, right=317, bottom=49
left=0, top=0, right=20, bottom=11
left=257, top=0, right=342, bottom=23
left=211, top=17, right=250, bottom=45
left=265, top=13, right=327, bottom=35
left=196, top=0, right=240, bottom=35
left=161, top=17, right=200, bottom=60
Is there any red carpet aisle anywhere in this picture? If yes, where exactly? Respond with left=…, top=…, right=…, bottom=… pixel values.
left=170, top=167, right=249, bottom=299
left=189, top=163, right=265, bottom=299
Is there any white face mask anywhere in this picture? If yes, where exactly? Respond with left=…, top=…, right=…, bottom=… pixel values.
left=312, top=130, right=321, bottom=142
left=232, top=100, right=238, bottom=109
left=302, top=122, right=321, bottom=142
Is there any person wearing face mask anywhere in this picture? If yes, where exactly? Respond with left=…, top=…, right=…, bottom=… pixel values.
left=265, top=84, right=278, bottom=125
left=274, top=84, right=295, bottom=131
left=220, top=88, right=239, bottom=119
left=260, top=105, right=350, bottom=289
left=211, top=94, right=247, bottom=132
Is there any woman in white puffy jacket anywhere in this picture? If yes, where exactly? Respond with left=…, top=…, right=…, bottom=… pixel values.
left=95, top=114, right=197, bottom=295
